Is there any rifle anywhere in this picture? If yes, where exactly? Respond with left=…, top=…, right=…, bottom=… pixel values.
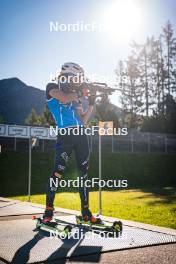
left=74, top=82, right=120, bottom=98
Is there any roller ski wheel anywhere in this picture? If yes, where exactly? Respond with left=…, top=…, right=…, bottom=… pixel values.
left=75, top=215, right=123, bottom=237
left=32, top=216, right=72, bottom=238
left=64, top=225, right=72, bottom=234
left=112, top=221, right=123, bottom=234
left=76, top=215, right=102, bottom=225
left=76, top=215, right=83, bottom=225
left=98, top=221, right=123, bottom=238
left=32, top=215, right=43, bottom=229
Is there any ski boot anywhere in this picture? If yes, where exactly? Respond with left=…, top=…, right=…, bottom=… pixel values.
left=76, top=208, right=103, bottom=225
left=42, top=206, right=54, bottom=223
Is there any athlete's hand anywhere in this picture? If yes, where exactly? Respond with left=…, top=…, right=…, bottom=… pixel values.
left=69, top=92, right=78, bottom=102
left=88, top=90, right=97, bottom=105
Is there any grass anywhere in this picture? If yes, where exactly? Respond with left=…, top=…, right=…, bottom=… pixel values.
left=10, top=187, right=176, bottom=229
left=2, top=151, right=176, bottom=229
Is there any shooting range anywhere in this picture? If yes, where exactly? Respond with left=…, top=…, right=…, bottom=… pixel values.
left=1, top=0, right=176, bottom=263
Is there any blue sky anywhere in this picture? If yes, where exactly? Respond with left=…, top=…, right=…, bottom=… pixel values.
left=0, top=0, right=176, bottom=93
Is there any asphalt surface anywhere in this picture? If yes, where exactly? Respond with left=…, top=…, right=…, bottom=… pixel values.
left=0, top=197, right=175, bottom=264
left=67, top=244, right=176, bottom=264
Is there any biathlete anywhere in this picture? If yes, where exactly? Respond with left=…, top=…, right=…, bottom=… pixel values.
left=43, top=62, right=99, bottom=223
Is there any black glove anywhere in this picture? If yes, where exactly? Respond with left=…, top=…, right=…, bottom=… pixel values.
left=88, top=95, right=96, bottom=106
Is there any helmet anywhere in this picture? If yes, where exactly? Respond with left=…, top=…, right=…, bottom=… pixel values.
left=60, top=62, right=84, bottom=76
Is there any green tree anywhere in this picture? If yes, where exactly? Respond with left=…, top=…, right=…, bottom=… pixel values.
left=25, top=108, right=41, bottom=126
left=116, top=55, right=143, bottom=128
left=162, top=20, right=176, bottom=95
left=116, top=21, right=176, bottom=132
left=0, top=115, right=5, bottom=124
left=39, top=105, right=55, bottom=127
left=94, top=96, right=119, bottom=128
left=130, top=37, right=157, bottom=116
left=141, top=94, right=176, bottom=133
left=164, top=94, right=176, bottom=133
left=25, top=106, right=55, bottom=127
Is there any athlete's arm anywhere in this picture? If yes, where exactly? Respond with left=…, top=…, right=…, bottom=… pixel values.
left=47, top=83, right=78, bottom=104
left=77, top=105, right=94, bottom=124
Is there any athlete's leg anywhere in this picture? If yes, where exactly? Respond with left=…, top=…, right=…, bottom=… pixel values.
left=44, top=134, right=73, bottom=221
left=74, top=132, right=103, bottom=223
left=74, top=131, right=92, bottom=219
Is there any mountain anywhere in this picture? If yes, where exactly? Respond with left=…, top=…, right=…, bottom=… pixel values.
left=0, top=78, right=46, bottom=125
left=0, top=77, right=123, bottom=126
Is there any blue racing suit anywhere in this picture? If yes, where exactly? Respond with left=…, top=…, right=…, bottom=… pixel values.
left=45, top=82, right=90, bottom=212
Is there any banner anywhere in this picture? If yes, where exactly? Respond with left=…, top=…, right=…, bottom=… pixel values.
left=0, top=124, right=56, bottom=140
left=8, top=125, right=28, bottom=138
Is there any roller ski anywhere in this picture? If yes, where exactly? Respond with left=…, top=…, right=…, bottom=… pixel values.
left=76, top=209, right=123, bottom=237
left=32, top=206, right=72, bottom=238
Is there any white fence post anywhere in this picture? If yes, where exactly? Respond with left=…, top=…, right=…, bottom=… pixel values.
left=99, top=133, right=102, bottom=215
left=28, top=137, right=32, bottom=202
left=112, top=134, right=114, bottom=153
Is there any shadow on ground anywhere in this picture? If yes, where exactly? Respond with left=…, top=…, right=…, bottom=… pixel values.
left=10, top=228, right=102, bottom=264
